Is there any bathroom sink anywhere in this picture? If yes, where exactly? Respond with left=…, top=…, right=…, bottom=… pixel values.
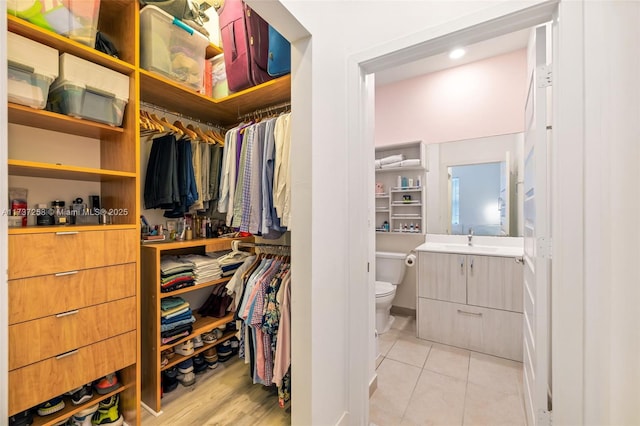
left=415, top=241, right=523, bottom=257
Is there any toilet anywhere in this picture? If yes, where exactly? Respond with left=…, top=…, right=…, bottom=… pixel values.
left=375, top=251, right=409, bottom=334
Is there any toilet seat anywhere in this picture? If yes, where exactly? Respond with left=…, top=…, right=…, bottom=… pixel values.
left=375, top=281, right=395, bottom=297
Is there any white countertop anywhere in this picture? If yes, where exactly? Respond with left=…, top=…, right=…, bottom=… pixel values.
left=414, top=234, right=524, bottom=258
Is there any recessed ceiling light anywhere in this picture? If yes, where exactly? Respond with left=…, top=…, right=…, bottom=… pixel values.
left=449, top=48, right=466, bottom=59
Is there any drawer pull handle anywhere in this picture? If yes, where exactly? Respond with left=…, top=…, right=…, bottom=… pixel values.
left=457, top=309, right=483, bottom=317
left=54, top=270, right=79, bottom=277
left=55, top=349, right=79, bottom=360
left=55, top=231, right=79, bottom=235
left=55, top=310, right=79, bottom=318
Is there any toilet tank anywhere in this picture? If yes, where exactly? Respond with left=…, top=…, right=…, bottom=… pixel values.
left=375, top=251, right=407, bottom=285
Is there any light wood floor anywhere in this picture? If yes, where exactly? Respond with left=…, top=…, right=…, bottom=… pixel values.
left=141, top=357, right=291, bottom=425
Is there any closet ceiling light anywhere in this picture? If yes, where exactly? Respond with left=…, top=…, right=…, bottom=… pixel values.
left=449, top=48, right=466, bottom=60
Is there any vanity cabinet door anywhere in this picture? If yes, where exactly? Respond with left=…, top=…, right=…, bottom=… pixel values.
left=467, top=255, right=524, bottom=312
left=418, top=252, right=466, bottom=304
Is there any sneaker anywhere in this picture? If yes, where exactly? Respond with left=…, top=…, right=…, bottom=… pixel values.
left=177, top=371, right=196, bottom=387
left=229, top=336, right=239, bottom=354
left=97, top=394, right=119, bottom=410
left=213, top=328, right=225, bottom=339
left=66, top=403, right=98, bottom=426
left=177, top=358, right=194, bottom=374
left=91, top=407, right=122, bottom=426
left=71, top=383, right=93, bottom=405
left=37, top=397, right=65, bottom=416
left=192, top=334, right=204, bottom=348
left=9, top=409, right=33, bottom=426
left=217, top=341, right=233, bottom=362
left=94, top=373, right=120, bottom=395
left=174, top=339, right=194, bottom=356
left=202, top=331, right=217, bottom=344
left=193, top=354, right=208, bottom=374
left=162, top=367, right=179, bottom=393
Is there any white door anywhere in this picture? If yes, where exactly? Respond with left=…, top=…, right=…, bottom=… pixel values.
left=523, top=24, right=552, bottom=426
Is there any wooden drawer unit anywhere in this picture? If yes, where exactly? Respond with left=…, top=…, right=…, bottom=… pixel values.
left=8, top=229, right=137, bottom=279
left=9, top=263, right=136, bottom=324
left=9, top=297, right=136, bottom=370
left=9, top=331, right=136, bottom=416
left=418, top=298, right=523, bottom=361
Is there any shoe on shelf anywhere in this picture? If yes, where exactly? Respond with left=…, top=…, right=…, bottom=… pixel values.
left=193, top=354, right=208, bottom=374
left=204, top=347, right=218, bottom=369
left=177, top=358, right=194, bottom=374
left=94, top=373, right=120, bottom=395
left=37, top=397, right=65, bottom=416
left=225, top=321, right=237, bottom=332
left=202, top=331, right=217, bottom=344
left=174, top=339, right=194, bottom=356
left=217, top=341, right=233, bottom=362
left=92, top=395, right=123, bottom=426
left=9, top=409, right=33, bottom=426
left=193, top=334, right=204, bottom=348
left=177, top=371, right=196, bottom=387
left=71, top=383, right=94, bottom=405
left=65, top=403, right=98, bottom=426
left=162, top=367, right=179, bottom=393
left=213, top=328, right=225, bottom=339
left=229, top=336, right=239, bottom=354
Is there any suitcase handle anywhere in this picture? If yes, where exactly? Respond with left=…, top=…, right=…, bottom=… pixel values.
left=172, top=17, right=194, bottom=35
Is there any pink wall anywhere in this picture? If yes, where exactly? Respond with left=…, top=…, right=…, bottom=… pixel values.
left=375, top=49, right=527, bottom=146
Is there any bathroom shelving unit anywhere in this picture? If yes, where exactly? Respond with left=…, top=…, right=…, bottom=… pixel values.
left=375, top=141, right=426, bottom=234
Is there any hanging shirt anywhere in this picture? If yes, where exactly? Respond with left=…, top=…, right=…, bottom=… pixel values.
left=218, top=127, right=238, bottom=219
left=273, top=113, right=292, bottom=228
left=190, top=139, right=203, bottom=211
left=261, top=118, right=285, bottom=238
left=248, top=121, right=266, bottom=234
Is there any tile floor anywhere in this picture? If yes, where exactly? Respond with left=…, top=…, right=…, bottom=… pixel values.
left=370, top=315, right=526, bottom=426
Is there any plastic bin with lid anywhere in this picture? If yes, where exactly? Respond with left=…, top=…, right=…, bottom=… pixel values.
left=47, top=53, right=130, bottom=127
left=140, top=5, right=210, bottom=91
left=210, top=54, right=229, bottom=99
left=7, top=32, right=59, bottom=109
left=7, top=0, right=101, bottom=48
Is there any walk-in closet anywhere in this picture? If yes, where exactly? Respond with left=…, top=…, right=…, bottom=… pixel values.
left=5, top=1, right=293, bottom=424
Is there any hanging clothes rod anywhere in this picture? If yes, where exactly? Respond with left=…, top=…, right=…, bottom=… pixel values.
left=140, top=101, right=221, bottom=129
left=232, top=240, right=291, bottom=251
left=238, top=101, right=291, bottom=121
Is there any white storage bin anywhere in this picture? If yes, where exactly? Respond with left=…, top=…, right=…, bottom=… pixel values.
left=8, top=32, right=58, bottom=109
left=47, top=53, right=130, bottom=127
left=211, top=54, right=229, bottom=99
left=140, top=5, right=209, bottom=91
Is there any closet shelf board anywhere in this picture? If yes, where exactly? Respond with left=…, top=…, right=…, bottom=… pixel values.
left=139, top=71, right=291, bottom=125
left=30, top=383, right=134, bottom=426
left=8, top=15, right=136, bottom=75
left=142, top=236, right=254, bottom=252
left=8, top=224, right=137, bottom=235
left=161, top=331, right=237, bottom=371
left=391, top=188, right=423, bottom=193
left=159, top=312, right=235, bottom=352
left=160, top=276, right=232, bottom=298
left=8, top=103, right=125, bottom=139
left=8, top=160, right=136, bottom=181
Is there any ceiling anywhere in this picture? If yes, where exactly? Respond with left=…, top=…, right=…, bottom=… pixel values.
left=375, top=28, right=531, bottom=86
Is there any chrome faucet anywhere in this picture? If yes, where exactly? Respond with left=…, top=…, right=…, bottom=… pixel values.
left=467, top=228, right=473, bottom=246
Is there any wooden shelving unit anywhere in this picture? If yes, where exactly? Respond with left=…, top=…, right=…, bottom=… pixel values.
left=7, top=0, right=291, bottom=422
left=140, top=236, right=254, bottom=414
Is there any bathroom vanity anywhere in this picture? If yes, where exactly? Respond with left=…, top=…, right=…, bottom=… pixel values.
left=415, top=236, right=524, bottom=361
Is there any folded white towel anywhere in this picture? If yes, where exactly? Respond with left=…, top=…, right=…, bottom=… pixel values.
left=400, top=159, right=421, bottom=167
left=375, top=160, right=382, bottom=169
left=379, top=154, right=405, bottom=165
left=381, top=161, right=403, bottom=169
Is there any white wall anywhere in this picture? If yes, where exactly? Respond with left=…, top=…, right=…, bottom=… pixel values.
left=270, top=1, right=550, bottom=424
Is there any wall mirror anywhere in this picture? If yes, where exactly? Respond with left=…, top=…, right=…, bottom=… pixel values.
left=425, top=133, right=523, bottom=237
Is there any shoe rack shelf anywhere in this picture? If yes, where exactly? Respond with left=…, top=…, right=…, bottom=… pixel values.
left=31, top=384, right=135, bottom=426
left=162, top=329, right=237, bottom=371
left=140, top=236, right=254, bottom=414
left=159, top=312, right=235, bottom=353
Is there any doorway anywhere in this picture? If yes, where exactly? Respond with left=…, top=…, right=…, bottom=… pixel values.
left=350, top=3, right=558, bottom=424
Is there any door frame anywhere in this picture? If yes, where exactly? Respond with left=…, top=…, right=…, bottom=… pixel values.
left=346, top=0, right=585, bottom=424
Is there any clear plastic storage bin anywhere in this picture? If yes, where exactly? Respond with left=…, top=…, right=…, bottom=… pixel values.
left=211, top=54, right=229, bottom=99
left=7, top=0, right=101, bottom=48
left=8, top=32, right=59, bottom=109
left=47, top=53, right=130, bottom=127
left=140, top=5, right=209, bottom=91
